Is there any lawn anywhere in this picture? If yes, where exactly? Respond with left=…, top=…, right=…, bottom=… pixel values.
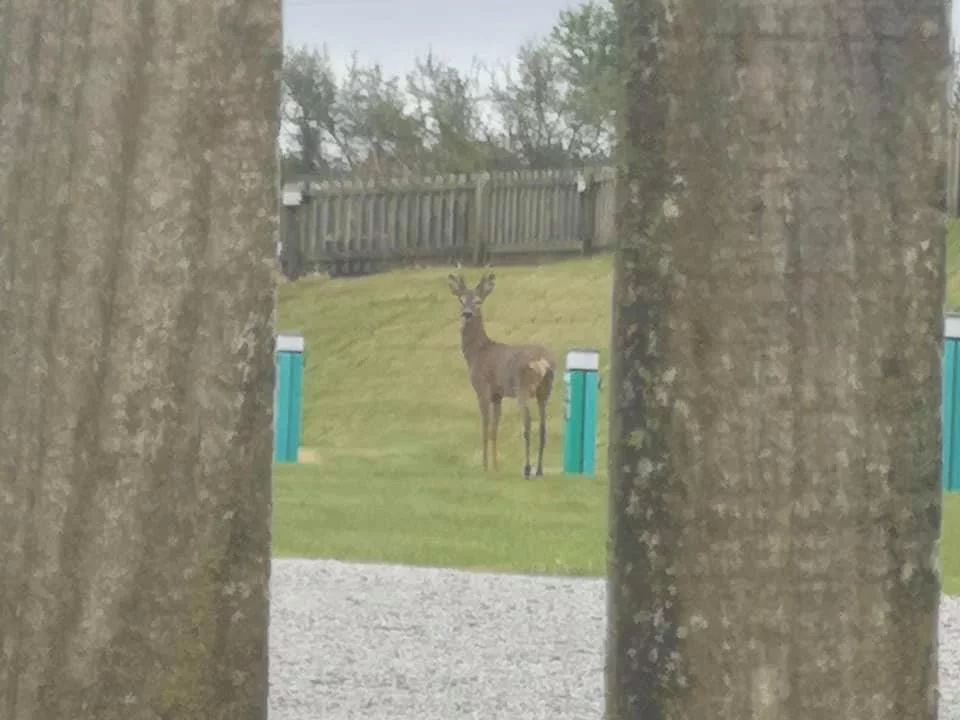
left=273, top=254, right=614, bottom=577
left=273, top=220, right=960, bottom=592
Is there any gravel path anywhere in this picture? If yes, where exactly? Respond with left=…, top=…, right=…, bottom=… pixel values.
left=270, top=558, right=960, bottom=719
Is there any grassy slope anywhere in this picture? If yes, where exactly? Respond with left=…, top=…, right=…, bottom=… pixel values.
left=275, top=221, right=960, bottom=590
left=274, top=255, right=614, bottom=576
left=949, top=219, right=960, bottom=313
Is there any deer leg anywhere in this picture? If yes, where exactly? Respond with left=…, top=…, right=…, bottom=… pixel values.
left=479, top=398, right=490, bottom=471
left=536, top=399, right=547, bottom=477
left=519, top=397, right=532, bottom=478
left=491, top=397, right=502, bottom=472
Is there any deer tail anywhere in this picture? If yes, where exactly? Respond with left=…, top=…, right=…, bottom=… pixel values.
left=528, top=357, right=553, bottom=379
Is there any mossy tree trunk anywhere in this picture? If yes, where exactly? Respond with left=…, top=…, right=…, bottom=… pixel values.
left=607, top=0, right=950, bottom=718
left=0, top=2, right=280, bottom=719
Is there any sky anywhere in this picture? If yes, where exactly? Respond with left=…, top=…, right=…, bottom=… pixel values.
left=284, top=0, right=960, bottom=80
left=282, top=0, right=582, bottom=80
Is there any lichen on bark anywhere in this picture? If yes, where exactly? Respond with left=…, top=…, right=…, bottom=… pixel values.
left=607, top=0, right=950, bottom=718
left=0, top=1, right=281, bottom=718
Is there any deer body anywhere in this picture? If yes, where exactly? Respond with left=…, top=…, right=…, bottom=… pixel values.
left=448, top=272, right=555, bottom=477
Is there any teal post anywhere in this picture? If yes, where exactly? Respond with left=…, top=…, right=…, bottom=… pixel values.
left=274, top=333, right=305, bottom=464
left=945, top=315, right=960, bottom=491
left=563, top=349, right=600, bottom=476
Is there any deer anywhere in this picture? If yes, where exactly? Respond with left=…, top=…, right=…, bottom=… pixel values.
left=446, top=270, right=556, bottom=478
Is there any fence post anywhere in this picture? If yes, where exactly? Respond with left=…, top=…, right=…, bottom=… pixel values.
left=280, top=205, right=304, bottom=279
left=305, top=183, right=319, bottom=272
left=948, top=112, right=960, bottom=218
left=471, top=173, right=489, bottom=265
left=280, top=186, right=305, bottom=280
left=578, top=169, right=599, bottom=256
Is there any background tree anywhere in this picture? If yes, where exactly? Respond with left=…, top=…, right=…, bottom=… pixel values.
left=282, top=45, right=339, bottom=176
left=279, top=0, right=621, bottom=180
left=607, top=0, right=948, bottom=717
left=0, top=1, right=279, bottom=717
left=489, top=40, right=578, bottom=169
left=548, top=0, right=619, bottom=160
left=406, top=53, right=498, bottom=173
left=333, top=55, right=424, bottom=179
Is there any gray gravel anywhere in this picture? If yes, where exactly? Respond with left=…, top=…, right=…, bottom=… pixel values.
left=269, top=558, right=960, bottom=719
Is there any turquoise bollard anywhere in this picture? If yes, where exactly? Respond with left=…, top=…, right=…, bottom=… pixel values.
left=563, top=348, right=600, bottom=476
left=944, top=315, right=960, bottom=491
left=274, top=333, right=305, bottom=464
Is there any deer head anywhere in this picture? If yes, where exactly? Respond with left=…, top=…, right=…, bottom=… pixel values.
left=446, top=272, right=495, bottom=322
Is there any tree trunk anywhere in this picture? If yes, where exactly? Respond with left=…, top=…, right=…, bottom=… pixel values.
left=606, top=1, right=949, bottom=718
left=0, top=2, right=280, bottom=719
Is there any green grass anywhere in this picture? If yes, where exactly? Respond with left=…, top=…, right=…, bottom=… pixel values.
left=274, top=220, right=960, bottom=592
left=274, top=255, right=615, bottom=577
left=948, top=219, right=960, bottom=312
left=944, top=495, right=960, bottom=595
left=274, top=462, right=607, bottom=576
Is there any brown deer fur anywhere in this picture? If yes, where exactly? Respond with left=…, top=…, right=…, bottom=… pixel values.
left=446, top=271, right=556, bottom=477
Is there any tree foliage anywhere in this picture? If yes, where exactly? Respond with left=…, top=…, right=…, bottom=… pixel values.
left=280, top=0, right=618, bottom=180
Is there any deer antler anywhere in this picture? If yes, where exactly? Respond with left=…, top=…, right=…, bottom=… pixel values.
left=447, top=269, right=467, bottom=295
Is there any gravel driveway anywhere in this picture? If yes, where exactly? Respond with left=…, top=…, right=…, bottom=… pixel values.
left=269, top=558, right=960, bottom=720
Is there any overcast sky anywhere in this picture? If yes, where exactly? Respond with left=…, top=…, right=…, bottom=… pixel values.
left=281, top=0, right=960, bottom=83
left=282, top=0, right=581, bottom=79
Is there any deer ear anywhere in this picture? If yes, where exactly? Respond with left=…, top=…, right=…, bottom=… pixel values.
left=476, top=273, right=496, bottom=298
left=447, top=274, right=465, bottom=296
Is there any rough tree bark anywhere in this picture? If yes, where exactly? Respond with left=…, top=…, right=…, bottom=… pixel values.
left=607, top=0, right=950, bottom=718
left=0, top=2, right=280, bottom=719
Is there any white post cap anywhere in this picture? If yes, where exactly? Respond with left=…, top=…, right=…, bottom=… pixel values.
left=947, top=315, right=960, bottom=340
left=566, top=348, right=599, bottom=371
left=276, top=333, right=305, bottom=353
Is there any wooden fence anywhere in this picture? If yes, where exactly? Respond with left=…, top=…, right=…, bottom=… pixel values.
left=949, top=110, right=960, bottom=218
left=278, top=167, right=618, bottom=278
